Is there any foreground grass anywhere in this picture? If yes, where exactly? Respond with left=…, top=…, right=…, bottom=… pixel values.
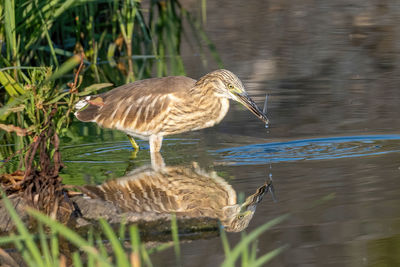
left=0, top=195, right=288, bottom=267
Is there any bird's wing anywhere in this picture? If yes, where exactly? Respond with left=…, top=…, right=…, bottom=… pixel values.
left=75, top=76, right=196, bottom=134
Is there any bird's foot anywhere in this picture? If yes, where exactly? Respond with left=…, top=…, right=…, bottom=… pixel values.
left=129, top=149, right=138, bottom=159
left=128, top=136, right=139, bottom=159
left=128, top=135, right=140, bottom=150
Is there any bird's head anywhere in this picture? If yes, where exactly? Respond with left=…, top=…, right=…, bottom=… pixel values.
left=197, top=69, right=269, bottom=125
left=221, top=180, right=271, bottom=232
left=222, top=204, right=255, bottom=232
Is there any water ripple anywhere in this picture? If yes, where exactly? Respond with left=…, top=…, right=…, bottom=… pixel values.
left=211, top=135, right=400, bottom=165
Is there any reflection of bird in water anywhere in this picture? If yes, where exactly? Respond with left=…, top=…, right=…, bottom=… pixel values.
left=74, top=69, right=269, bottom=153
left=80, top=160, right=274, bottom=232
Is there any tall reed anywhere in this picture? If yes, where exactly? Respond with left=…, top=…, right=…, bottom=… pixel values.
left=0, top=0, right=221, bottom=170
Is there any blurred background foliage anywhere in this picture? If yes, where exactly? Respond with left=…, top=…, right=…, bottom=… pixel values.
left=0, top=0, right=222, bottom=173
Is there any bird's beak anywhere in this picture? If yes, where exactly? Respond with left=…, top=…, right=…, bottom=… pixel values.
left=234, top=92, right=270, bottom=125
left=240, top=180, right=272, bottom=213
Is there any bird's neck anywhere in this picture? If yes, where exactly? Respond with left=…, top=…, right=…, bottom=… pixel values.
left=190, top=75, right=221, bottom=102
left=185, top=82, right=230, bottom=128
left=190, top=82, right=229, bottom=111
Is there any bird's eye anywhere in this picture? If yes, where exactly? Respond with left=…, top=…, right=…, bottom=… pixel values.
left=237, top=214, right=244, bottom=219
left=228, top=84, right=234, bottom=90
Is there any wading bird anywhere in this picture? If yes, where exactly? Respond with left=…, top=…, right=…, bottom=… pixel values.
left=75, top=69, right=269, bottom=153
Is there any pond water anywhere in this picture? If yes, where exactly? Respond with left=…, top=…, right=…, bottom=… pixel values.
left=61, top=1, right=400, bottom=266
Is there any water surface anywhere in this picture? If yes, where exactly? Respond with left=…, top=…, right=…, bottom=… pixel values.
left=62, top=1, right=400, bottom=266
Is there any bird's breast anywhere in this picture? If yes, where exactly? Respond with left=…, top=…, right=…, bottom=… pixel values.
left=202, top=97, right=230, bottom=128
left=159, top=97, right=230, bottom=135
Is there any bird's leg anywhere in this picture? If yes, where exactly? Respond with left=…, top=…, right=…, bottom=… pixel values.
left=150, top=152, right=166, bottom=171
left=128, top=135, right=140, bottom=150
left=149, top=135, right=163, bottom=153
left=127, top=135, right=140, bottom=159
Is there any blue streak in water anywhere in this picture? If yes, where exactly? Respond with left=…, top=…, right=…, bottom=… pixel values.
left=211, top=134, right=400, bottom=165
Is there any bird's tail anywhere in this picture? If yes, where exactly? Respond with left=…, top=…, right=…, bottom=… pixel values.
left=75, top=97, right=90, bottom=111
left=74, top=96, right=102, bottom=122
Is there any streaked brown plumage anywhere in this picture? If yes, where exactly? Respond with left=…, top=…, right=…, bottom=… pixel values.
left=75, top=69, right=269, bottom=152
left=79, top=162, right=272, bottom=232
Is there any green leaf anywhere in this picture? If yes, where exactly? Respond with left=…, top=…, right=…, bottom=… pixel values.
left=221, top=214, right=289, bottom=267
left=48, top=55, right=81, bottom=81
left=4, top=0, right=18, bottom=61
left=171, top=214, right=181, bottom=265
left=72, top=252, right=84, bottom=267
left=78, top=83, right=113, bottom=96
left=45, top=91, right=70, bottom=105
left=252, top=245, right=288, bottom=267
left=27, top=208, right=112, bottom=267
left=220, top=225, right=231, bottom=256
left=0, top=193, right=45, bottom=266
left=0, top=234, right=26, bottom=245
left=99, top=219, right=130, bottom=267
left=0, top=71, right=25, bottom=96
left=0, top=94, right=28, bottom=120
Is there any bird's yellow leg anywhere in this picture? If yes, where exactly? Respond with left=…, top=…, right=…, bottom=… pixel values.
left=128, top=135, right=139, bottom=158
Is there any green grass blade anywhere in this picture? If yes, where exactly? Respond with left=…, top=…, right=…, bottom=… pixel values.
left=147, top=243, right=174, bottom=255
left=87, top=227, right=95, bottom=267
left=116, top=10, right=128, bottom=42
left=1, top=194, right=44, bottom=266
left=50, top=231, right=59, bottom=265
left=38, top=223, right=53, bottom=267
left=140, top=244, right=153, bottom=267
left=27, top=208, right=112, bottom=266
left=241, top=231, right=249, bottom=267
left=0, top=71, right=25, bottom=96
left=4, top=0, right=18, bottom=62
left=221, top=214, right=289, bottom=267
left=0, top=95, right=27, bottom=121
left=48, top=55, right=81, bottom=81
left=36, top=46, right=75, bottom=58
left=99, top=219, right=130, bottom=267
left=171, top=213, right=181, bottom=266
left=0, top=234, right=26, bottom=244
left=129, top=225, right=141, bottom=267
left=249, top=239, right=258, bottom=264
left=72, top=251, right=84, bottom=267
left=45, top=91, right=70, bottom=105
left=95, top=232, right=108, bottom=259
left=12, top=234, right=35, bottom=265
left=201, top=0, right=207, bottom=24
left=37, top=9, right=59, bottom=68
left=252, top=245, right=288, bottom=267
left=78, top=83, right=113, bottom=97
left=125, top=1, right=136, bottom=39
left=52, top=0, right=79, bottom=21
left=219, top=226, right=231, bottom=256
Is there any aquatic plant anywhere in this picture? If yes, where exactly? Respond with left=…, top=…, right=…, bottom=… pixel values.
left=0, top=0, right=222, bottom=82
left=0, top=0, right=222, bottom=171
left=0, top=194, right=288, bottom=266
left=0, top=56, right=110, bottom=171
